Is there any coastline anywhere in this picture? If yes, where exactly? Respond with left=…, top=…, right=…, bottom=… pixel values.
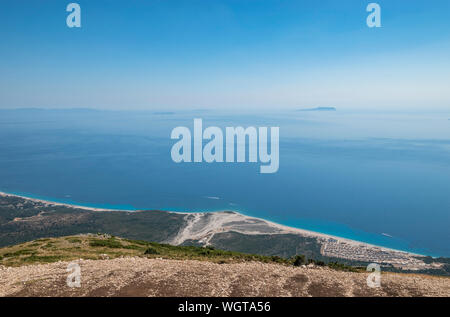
left=0, top=190, right=428, bottom=257
left=0, top=191, right=137, bottom=212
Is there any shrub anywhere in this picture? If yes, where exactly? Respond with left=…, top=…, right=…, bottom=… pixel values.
left=316, top=261, right=325, bottom=266
left=3, top=249, right=35, bottom=257
left=271, top=255, right=283, bottom=263
left=67, top=238, right=82, bottom=244
left=23, top=255, right=64, bottom=263
left=89, top=239, right=123, bottom=248
left=144, top=247, right=159, bottom=255
left=293, top=255, right=306, bottom=266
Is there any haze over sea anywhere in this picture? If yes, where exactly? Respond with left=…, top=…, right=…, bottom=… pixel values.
left=0, top=108, right=449, bottom=257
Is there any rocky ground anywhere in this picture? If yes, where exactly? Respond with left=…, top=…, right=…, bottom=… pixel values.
left=1, top=257, right=449, bottom=297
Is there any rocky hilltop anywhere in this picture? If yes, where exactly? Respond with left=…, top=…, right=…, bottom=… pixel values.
left=3, top=257, right=450, bottom=297
left=0, top=235, right=449, bottom=297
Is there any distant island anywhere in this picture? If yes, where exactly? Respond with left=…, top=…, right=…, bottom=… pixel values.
left=153, top=111, right=175, bottom=115
left=297, top=107, right=336, bottom=112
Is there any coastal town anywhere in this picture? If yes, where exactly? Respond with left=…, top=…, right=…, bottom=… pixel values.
left=320, top=238, right=443, bottom=271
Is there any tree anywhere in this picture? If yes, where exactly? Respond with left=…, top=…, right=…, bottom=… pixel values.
left=293, top=255, right=306, bottom=266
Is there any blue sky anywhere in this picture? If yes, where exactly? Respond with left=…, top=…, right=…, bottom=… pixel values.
left=0, top=0, right=449, bottom=111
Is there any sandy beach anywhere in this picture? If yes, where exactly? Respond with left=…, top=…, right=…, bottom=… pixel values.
left=0, top=191, right=128, bottom=212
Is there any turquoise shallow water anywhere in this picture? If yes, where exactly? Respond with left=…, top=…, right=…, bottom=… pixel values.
left=0, top=109, right=449, bottom=257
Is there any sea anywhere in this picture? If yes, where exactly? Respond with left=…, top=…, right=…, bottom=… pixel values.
left=0, top=108, right=449, bottom=257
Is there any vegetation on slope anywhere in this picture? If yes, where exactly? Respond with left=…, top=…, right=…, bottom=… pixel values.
left=0, top=234, right=360, bottom=272
left=0, top=195, right=185, bottom=247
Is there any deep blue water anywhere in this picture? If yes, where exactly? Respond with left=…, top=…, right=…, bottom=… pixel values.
left=0, top=109, right=449, bottom=257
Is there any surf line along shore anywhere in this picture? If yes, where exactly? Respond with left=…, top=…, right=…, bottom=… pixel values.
left=170, top=118, right=279, bottom=174
left=0, top=191, right=134, bottom=212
